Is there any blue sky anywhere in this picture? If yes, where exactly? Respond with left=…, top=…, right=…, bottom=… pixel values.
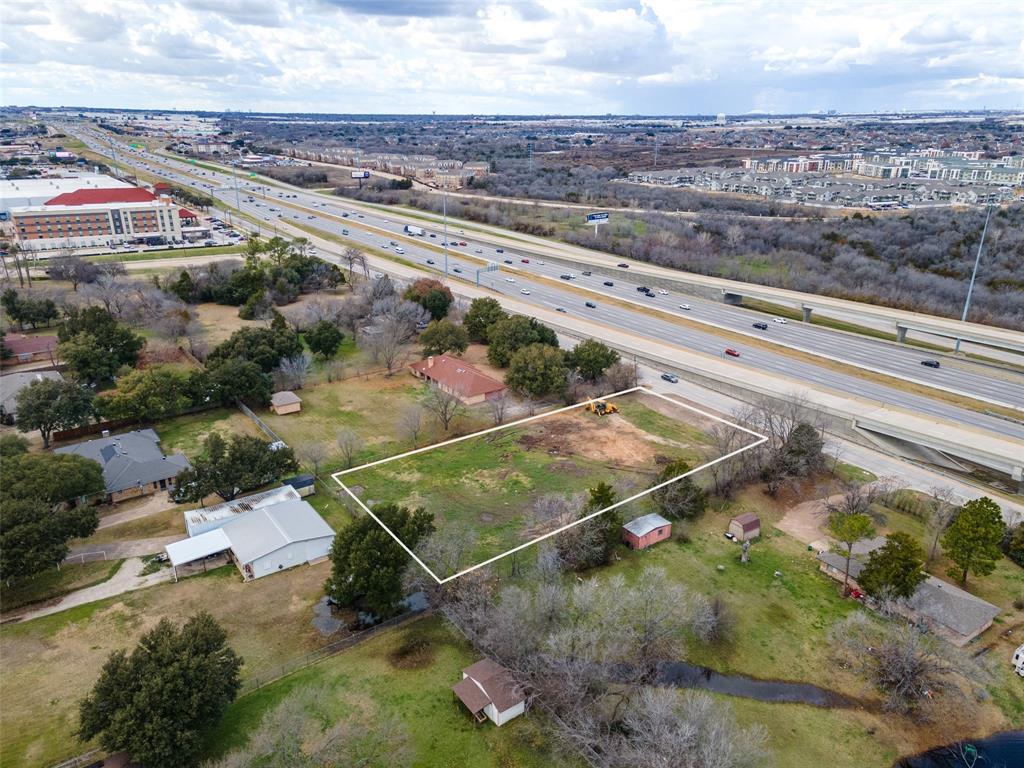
left=2, top=0, right=1022, bottom=114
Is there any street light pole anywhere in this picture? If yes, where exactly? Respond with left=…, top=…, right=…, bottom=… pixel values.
left=955, top=203, right=993, bottom=353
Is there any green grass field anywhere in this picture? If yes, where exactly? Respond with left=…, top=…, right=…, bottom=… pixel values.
left=88, top=244, right=244, bottom=263
left=0, top=560, right=122, bottom=615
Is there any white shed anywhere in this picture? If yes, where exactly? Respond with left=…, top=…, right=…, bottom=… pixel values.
left=452, top=658, right=525, bottom=726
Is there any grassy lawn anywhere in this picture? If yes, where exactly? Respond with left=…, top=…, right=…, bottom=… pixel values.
left=0, top=560, right=122, bottom=615
left=832, top=461, right=878, bottom=484
left=343, top=391, right=720, bottom=577
left=0, top=562, right=336, bottom=767
left=77, top=506, right=188, bottom=547
left=89, top=245, right=244, bottom=263
left=154, top=407, right=263, bottom=458
left=201, top=615, right=564, bottom=767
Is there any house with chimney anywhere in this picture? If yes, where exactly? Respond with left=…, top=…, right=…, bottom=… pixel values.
left=409, top=354, right=506, bottom=405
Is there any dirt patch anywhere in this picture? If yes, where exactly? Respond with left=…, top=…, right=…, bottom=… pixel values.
left=516, top=410, right=660, bottom=467
left=459, top=343, right=509, bottom=384
left=386, top=636, right=437, bottom=670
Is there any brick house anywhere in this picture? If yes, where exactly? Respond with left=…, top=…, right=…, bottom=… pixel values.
left=409, top=355, right=506, bottom=405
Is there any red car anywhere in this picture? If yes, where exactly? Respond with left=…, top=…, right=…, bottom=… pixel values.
left=521, top=258, right=530, bottom=263
left=724, top=348, right=740, bottom=357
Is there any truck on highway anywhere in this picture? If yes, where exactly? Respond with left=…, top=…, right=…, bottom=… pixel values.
left=403, top=225, right=425, bottom=236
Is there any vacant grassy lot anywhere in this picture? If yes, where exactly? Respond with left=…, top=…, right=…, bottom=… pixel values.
left=201, top=615, right=564, bottom=767
left=0, top=560, right=122, bottom=615
left=89, top=244, right=245, bottom=263
left=77, top=506, right=187, bottom=547
left=155, top=406, right=263, bottom=458
left=342, top=390, right=733, bottom=577
left=0, top=562, right=335, bottom=767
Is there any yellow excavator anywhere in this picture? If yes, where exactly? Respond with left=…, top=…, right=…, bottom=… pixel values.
left=585, top=400, right=619, bottom=416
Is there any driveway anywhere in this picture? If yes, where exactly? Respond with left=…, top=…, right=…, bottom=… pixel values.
left=68, top=535, right=181, bottom=560
left=97, top=494, right=179, bottom=530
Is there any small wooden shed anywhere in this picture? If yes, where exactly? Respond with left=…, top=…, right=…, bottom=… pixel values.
left=270, top=391, right=302, bottom=415
left=622, top=513, right=672, bottom=550
left=728, top=512, right=761, bottom=542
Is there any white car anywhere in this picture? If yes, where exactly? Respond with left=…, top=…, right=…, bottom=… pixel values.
left=475, top=248, right=483, bottom=254
left=505, top=278, right=516, bottom=283
left=520, top=289, right=531, bottom=295
left=658, top=289, right=669, bottom=295
left=678, top=303, right=691, bottom=311
left=537, top=260, right=545, bottom=265
left=394, top=247, right=404, bottom=254
left=773, top=317, right=788, bottom=324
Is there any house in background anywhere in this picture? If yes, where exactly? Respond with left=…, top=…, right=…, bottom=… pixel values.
left=622, top=513, right=672, bottom=550
left=452, top=658, right=525, bottom=726
left=0, top=370, right=63, bottom=424
left=270, top=390, right=302, bottom=415
left=409, top=354, right=506, bottom=405
left=55, top=428, right=191, bottom=503
left=728, top=512, right=761, bottom=542
left=284, top=474, right=317, bottom=497
left=2, top=333, right=58, bottom=364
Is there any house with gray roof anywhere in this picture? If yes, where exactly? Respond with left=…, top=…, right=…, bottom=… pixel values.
left=816, top=549, right=999, bottom=646
left=0, top=370, right=63, bottom=424
left=54, top=428, right=191, bottom=503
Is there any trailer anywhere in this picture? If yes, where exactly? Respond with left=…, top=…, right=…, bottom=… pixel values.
left=403, top=225, right=425, bottom=236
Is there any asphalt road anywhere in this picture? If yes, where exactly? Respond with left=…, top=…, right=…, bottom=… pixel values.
left=71, top=128, right=1024, bottom=443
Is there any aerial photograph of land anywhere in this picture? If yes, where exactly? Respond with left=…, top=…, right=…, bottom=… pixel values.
left=1, top=2, right=1022, bottom=768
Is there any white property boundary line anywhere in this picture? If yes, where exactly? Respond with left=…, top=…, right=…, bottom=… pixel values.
left=332, top=385, right=766, bottom=584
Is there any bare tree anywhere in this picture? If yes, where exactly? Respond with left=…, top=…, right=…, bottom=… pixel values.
left=601, top=360, right=637, bottom=393
left=422, top=383, right=464, bottom=432
left=363, top=320, right=408, bottom=374
left=926, top=486, right=960, bottom=564
left=298, top=443, right=328, bottom=477
left=341, top=246, right=368, bottom=290
left=275, top=351, right=313, bottom=390
left=397, top=404, right=424, bottom=446
left=689, top=594, right=735, bottom=644
left=336, top=428, right=363, bottom=468
left=488, top=390, right=509, bottom=426
left=47, top=253, right=99, bottom=291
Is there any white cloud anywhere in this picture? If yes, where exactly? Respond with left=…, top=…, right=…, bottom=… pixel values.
left=1, top=0, right=1021, bottom=113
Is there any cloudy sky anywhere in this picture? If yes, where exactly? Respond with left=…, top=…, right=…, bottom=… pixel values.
left=2, top=0, right=1022, bottom=115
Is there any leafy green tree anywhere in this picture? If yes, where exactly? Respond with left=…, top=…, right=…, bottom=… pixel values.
left=57, top=332, right=121, bottom=385
left=305, top=320, right=345, bottom=358
left=193, top=358, right=273, bottom=406
left=486, top=315, right=558, bottom=367
left=168, top=269, right=197, bottom=303
left=102, top=367, right=192, bottom=422
left=403, top=278, right=453, bottom=321
left=1003, top=524, right=1024, bottom=568
left=463, top=297, right=507, bottom=343
left=0, top=433, right=29, bottom=457
left=172, top=433, right=298, bottom=502
left=1, top=288, right=59, bottom=329
left=506, top=343, right=569, bottom=398
left=327, top=503, right=434, bottom=618
left=78, top=613, right=242, bottom=768
left=15, top=378, right=95, bottom=447
left=419, top=318, right=469, bottom=356
left=58, top=306, right=144, bottom=369
left=0, top=498, right=99, bottom=582
left=941, top=497, right=1005, bottom=585
left=827, top=511, right=876, bottom=595
left=1, top=451, right=105, bottom=506
left=858, top=532, right=927, bottom=600
left=651, top=460, right=707, bottom=522
left=567, top=339, right=619, bottom=382
left=207, top=326, right=303, bottom=373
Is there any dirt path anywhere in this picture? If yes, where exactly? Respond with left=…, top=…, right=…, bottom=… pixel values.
left=10, top=558, right=174, bottom=622
left=68, top=535, right=181, bottom=560
left=775, top=496, right=833, bottom=551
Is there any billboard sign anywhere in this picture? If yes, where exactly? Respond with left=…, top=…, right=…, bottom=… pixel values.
left=586, top=211, right=609, bottom=223
left=351, top=170, right=371, bottom=179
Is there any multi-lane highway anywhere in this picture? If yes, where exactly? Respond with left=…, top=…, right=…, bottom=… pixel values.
left=71, top=127, right=1024, bottom=446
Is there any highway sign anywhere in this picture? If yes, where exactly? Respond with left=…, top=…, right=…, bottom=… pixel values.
left=351, top=171, right=371, bottom=179
left=586, top=211, right=609, bottom=223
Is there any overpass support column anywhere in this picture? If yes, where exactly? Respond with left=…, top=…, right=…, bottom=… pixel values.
left=801, top=305, right=813, bottom=323
left=722, top=291, right=743, bottom=306
left=1014, top=466, right=1023, bottom=496
left=896, top=324, right=907, bottom=344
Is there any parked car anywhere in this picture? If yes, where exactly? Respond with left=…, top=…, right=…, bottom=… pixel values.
left=603, top=281, right=614, bottom=287
left=773, top=317, right=788, bottom=324
left=585, top=301, right=597, bottom=308
left=661, top=373, right=679, bottom=383
left=920, top=359, right=941, bottom=369
left=724, top=348, right=741, bottom=357
left=752, top=322, right=768, bottom=330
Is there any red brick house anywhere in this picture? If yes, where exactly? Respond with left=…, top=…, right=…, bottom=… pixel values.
left=622, top=513, right=672, bottom=550
left=409, top=354, right=506, bottom=405
left=2, top=333, right=58, bottom=363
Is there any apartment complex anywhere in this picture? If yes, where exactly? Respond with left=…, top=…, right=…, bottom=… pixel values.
left=9, top=185, right=182, bottom=250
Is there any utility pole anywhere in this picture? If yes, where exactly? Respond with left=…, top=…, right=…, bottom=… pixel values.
left=955, top=203, right=993, bottom=353
left=653, top=135, right=659, bottom=169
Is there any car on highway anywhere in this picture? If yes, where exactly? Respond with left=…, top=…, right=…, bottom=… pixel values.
left=636, top=286, right=649, bottom=292
left=342, top=212, right=349, bottom=217
left=453, top=267, right=463, bottom=273
left=920, top=359, right=941, bottom=369
left=556, top=307, right=567, bottom=313
left=459, top=241, right=467, bottom=246
left=307, top=215, right=315, bottom=219
left=658, top=289, right=668, bottom=295
left=617, top=262, right=629, bottom=268
left=341, top=229, right=349, bottom=235
left=394, top=246, right=405, bottom=254
left=505, top=278, right=516, bottom=283
left=661, top=373, right=679, bottom=383
left=537, top=260, right=545, bottom=265
left=773, top=317, right=788, bottom=324
left=429, top=233, right=436, bottom=238
left=560, top=274, right=572, bottom=280
left=724, top=348, right=741, bottom=357
left=585, top=301, right=597, bottom=308
left=521, top=289, right=531, bottom=295
left=603, top=281, right=614, bottom=287
left=475, top=248, right=483, bottom=254
left=678, top=304, right=691, bottom=310
left=496, top=248, right=504, bottom=253
left=426, top=259, right=435, bottom=265
left=582, top=271, right=592, bottom=276
left=503, top=259, right=513, bottom=264
left=521, top=258, right=530, bottom=263
left=752, top=322, right=768, bottom=330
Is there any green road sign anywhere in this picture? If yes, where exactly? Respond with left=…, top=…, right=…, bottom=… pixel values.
left=250, top=173, right=257, bottom=178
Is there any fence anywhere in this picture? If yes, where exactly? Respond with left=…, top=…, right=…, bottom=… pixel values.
left=238, top=606, right=429, bottom=695
left=237, top=400, right=285, bottom=445
left=48, top=749, right=101, bottom=768
left=61, top=551, right=107, bottom=566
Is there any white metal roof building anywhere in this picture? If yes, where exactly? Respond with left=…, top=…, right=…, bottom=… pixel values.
left=184, top=485, right=300, bottom=537
left=166, top=491, right=335, bottom=582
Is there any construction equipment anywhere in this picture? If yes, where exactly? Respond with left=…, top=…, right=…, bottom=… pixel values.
left=585, top=400, right=619, bottom=416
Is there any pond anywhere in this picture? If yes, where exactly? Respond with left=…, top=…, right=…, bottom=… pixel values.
left=656, top=661, right=856, bottom=707
left=895, top=731, right=1024, bottom=768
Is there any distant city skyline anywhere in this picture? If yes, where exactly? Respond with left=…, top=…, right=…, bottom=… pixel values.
left=3, top=0, right=1022, bottom=115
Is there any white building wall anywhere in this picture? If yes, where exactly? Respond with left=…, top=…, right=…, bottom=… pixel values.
left=243, top=536, right=334, bottom=580
left=485, top=701, right=525, bottom=726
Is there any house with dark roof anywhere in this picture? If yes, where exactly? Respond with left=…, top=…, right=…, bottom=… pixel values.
left=816, top=549, right=999, bottom=646
left=54, top=428, right=191, bottom=503
left=0, top=370, right=63, bottom=423
left=409, top=355, right=506, bottom=405
left=452, top=659, right=525, bottom=726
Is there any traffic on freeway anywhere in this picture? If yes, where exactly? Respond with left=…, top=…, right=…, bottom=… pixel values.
left=72, top=127, right=1024, bottom=442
